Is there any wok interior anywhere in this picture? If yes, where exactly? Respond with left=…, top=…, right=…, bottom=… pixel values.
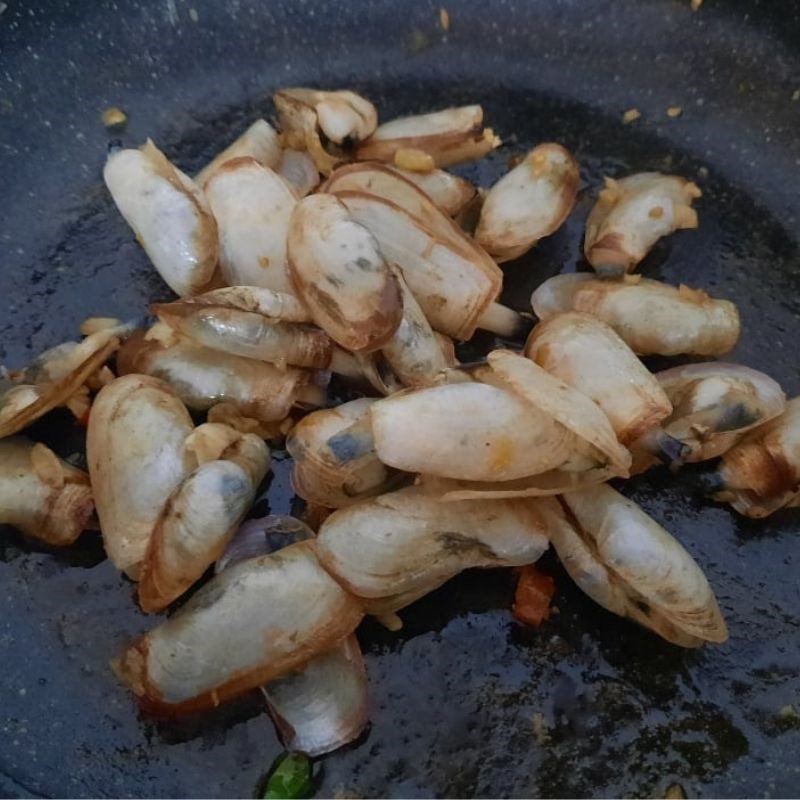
left=2, top=2, right=800, bottom=796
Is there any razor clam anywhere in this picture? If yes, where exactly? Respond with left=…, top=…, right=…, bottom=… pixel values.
left=705, top=396, right=800, bottom=518
left=216, top=516, right=368, bottom=757
left=262, top=636, right=369, bottom=757
left=275, top=148, right=320, bottom=197
left=195, top=119, right=282, bottom=188
left=112, top=541, right=364, bottom=715
left=87, top=375, right=195, bottom=574
left=475, top=143, right=580, bottom=261
left=287, top=398, right=398, bottom=508
left=152, top=286, right=332, bottom=370
left=531, top=273, right=740, bottom=357
left=0, top=325, right=124, bottom=438
left=356, top=104, right=500, bottom=167
left=0, top=437, right=94, bottom=546
left=584, top=173, right=702, bottom=276
left=545, top=483, right=728, bottom=647
left=274, top=88, right=377, bottom=174
left=630, top=362, right=786, bottom=471
left=287, top=194, right=403, bottom=352
left=392, top=167, right=477, bottom=216
left=204, top=157, right=297, bottom=293
left=525, top=312, right=672, bottom=445
left=118, top=329, right=326, bottom=421
left=112, top=542, right=363, bottom=715
left=374, top=350, right=630, bottom=498
left=380, top=269, right=456, bottom=388
left=104, top=140, right=218, bottom=297
left=137, top=425, right=270, bottom=612
left=333, top=189, right=522, bottom=340
left=315, top=485, right=550, bottom=599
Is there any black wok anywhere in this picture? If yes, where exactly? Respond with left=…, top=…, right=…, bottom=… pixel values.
left=2, top=0, right=800, bottom=796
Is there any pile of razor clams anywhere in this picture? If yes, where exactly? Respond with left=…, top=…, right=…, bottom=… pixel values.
left=3, top=87, right=796, bottom=757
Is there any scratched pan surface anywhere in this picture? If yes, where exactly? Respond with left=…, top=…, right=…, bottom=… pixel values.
left=2, top=0, right=800, bottom=797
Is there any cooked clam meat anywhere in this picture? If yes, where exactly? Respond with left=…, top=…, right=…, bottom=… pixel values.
left=152, top=286, right=332, bottom=370
left=476, top=143, right=579, bottom=261
left=630, top=362, right=787, bottom=471
left=287, top=193, right=404, bottom=352
left=532, top=273, right=740, bottom=357
left=356, top=104, right=500, bottom=168
left=275, top=87, right=377, bottom=174
left=315, top=485, right=550, bottom=600
left=118, top=328, right=326, bottom=422
left=545, top=483, right=728, bottom=647
left=372, top=350, right=630, bottom=498
left=112, top=542, right=364, bottom=715
left=203, top=157, right=297, bottom=293
left=195, top=119, right=282, bottom=188
left=525, top=312, right=672, bottom=445
left=704, top=396, right=800, bottom=518
left=584, top=172, right=701, bottom=275
left=287, top=398, right=398, bottom=509
left=330, top=171, right=521, bottom=340
left=87, top=374, right=195, bottom=574
left=0, top=437, right=94, bottom=546
left=104, top=140, right=218, bottom=297
left=137, top=424, right=270, bottom=612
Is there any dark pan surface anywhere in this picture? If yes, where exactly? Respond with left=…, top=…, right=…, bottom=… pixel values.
left=2, top=1, right=800, bottom=797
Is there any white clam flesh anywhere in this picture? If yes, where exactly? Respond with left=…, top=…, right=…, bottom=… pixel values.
left=315, top=485, right=550, bottom=600
left=275, top=88, right=377, bottom=175
left=382, top=350, right=630, bottom=499
left=546, top=483, right=728, bottom=647
left=525, top=312, right=672, bottom=445
left=287, top=398, right=397, bottom=509
left=531, top=273, right=740, bottom=357
left=217, top=515, right=369, bottom=756
left=111, top=541, right=364, bottom=715
left=137, top=424, right=270, bottom=612
left=152, top=286, right=333, bottom=370
left=118, top=328, right=326, bottom=421
left=87, top=374, right=195, bottom=574
left=584, top=173, right=702, bottom=275
left=476, top=143, right=579, bottom=261
left=630, top=362, right=787, bottom=471
left=0, top=437, right=94, bottom=546
left=195, top=119, right=282, bottom=188
left=332, top=187, right=520, bottom=340
left=380, top=269, right=456, bottom=389
left=0, top=325, right=125, bottom=438
left=204, top=157, right=297, bottom=293
left=104, top=140, right=218, bottom=297
left=287, top=194, right=404, bottom=352
left=356, top=104, right=500, bottom=168
left=711, top=396, right=800, bottom=518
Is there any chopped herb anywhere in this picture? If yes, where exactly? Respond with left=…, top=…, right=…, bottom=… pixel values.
left=262, top=752, right=313, bottom=800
